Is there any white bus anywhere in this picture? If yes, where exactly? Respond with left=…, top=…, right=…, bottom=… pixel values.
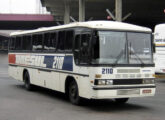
left=8, top=21, right=156, bottom=105
left=154, top=24, right=165, bottom=74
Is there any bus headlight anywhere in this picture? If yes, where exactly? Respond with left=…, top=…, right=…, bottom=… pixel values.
left=106, top=80, right=113, bottom=85
left=143, top=79, right=155, bottom=84
left=95, top=79, right=113, bottom=85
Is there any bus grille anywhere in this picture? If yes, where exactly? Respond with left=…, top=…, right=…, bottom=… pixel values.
left=113, top=79, right=143, bottom=85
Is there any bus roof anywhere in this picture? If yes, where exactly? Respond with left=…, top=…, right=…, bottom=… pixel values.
left=154, top=23, right=165, bottom=38
left=10, top=21, right=151, bottom=36
left=154, top=24, right=165, bottom=31
left=155, top=23, right=165, bottom=29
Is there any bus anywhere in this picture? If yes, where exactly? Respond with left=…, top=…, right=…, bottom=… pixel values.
left=154, top=24, right=165, bottom=75
left=8, top=21, right=156, bottom=105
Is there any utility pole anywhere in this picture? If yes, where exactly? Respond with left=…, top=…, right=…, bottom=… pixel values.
left=115, top=0, right=122, bottom=22
left=79, top=0, right=85, bottom=22
left=64, top=0, right=70, bottom=24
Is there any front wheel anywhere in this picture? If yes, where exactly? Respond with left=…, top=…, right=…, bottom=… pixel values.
left=68, top=80, right=81, bottom=105
left=114, top=98, right=129, bottom=104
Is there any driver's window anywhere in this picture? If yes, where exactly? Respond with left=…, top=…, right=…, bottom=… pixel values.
left=80, top=34, right=91, bottom=64
left=74, top=28, right=92, bottom=65
left=74, top=35, right=81, bottom=64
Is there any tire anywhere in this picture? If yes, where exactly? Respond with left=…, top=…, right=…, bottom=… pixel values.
left=115, top=98, right=129, bottom=104
left=68, top=80, right=81, bottom=105
left=24, top=71, right=33, bottom=91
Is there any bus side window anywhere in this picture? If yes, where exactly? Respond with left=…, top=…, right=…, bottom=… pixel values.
left=32, top=34, right=43, bottom=51
left=44, top=32, right=57, bottom=52
left=15, top=37, right=22, bottom=50
left=65, top=30, right=74, bottom=52
left=50, top=32, right=57, bottom=51
left=22, top=36, right=32, bottom=51
left=44, top=33, right=50, bottom=51
left=9, top=37, right=16, bottom=50
left=74, top=34, right=81, bottom=64
left=57, top=31, right=65, bottom=52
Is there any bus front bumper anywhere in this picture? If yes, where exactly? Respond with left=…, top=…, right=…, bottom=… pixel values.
left=91, top=85, right=156, bottom=99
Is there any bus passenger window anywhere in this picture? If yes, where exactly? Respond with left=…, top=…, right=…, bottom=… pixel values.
left=22, top=36, right=32, bottom=51
left=57, top=31, right=65, bottom=52
left=32, top=34, right=43, bottom=51
left=50, top=33, right=57, bottom=51
left=9, top=37, right=16, bottom=50
left=65, top=30, right=74, bottom=52
left=44, top=33, right=50, bottom=50
left=44, top=33, right=56, bottom=52
left=15, top=37, right=22, bottom=50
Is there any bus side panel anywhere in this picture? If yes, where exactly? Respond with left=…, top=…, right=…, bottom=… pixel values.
left=38, top=70, right=60, bottom=91
left=78, top=76, right=93, bottom=99
left=59, top=73, right=67, bottom=93
left=9, top=66, right=17, bottom=80
left=51, top=72, right=60, bottom=91
left=154, top=54, right=165, bottom=73
left=30, top=69, right=61, bottom=91
left=16, top=66, right=24, bottom=81
left=31, top=69, right=42, bottom=86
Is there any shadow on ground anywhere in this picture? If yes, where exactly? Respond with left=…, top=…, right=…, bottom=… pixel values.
left=12, top=84, right=151, bottom=113
left=157, top=79, right=165, bottom=84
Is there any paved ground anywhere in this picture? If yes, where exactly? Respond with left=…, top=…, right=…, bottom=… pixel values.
left=0, top=53, right=165, bottom=120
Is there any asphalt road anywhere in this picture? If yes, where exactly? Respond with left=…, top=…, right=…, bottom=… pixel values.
left=0, top=53, right=165, bottom=120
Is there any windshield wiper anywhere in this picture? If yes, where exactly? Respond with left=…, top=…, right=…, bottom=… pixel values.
left=129, top=43, right=145, bottom=66
left=113, top=43, right=127, bottom=66
left=113, top=49, right=124, bottom=66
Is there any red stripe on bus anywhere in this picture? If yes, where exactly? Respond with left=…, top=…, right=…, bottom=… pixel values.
left=8, top=54, right=16, bottom=64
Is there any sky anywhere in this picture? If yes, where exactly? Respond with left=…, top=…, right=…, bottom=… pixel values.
left=0, top=0, right=48, bottom=14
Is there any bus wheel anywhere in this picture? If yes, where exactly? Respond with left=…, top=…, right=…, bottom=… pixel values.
left=68, top=80, right=81, bottom=105
left=24, top=71, right=33, bottom=91
left=114, top=98, right=129, bottom=104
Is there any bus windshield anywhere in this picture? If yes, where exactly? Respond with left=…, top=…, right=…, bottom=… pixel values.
left=92, top=31, right=153, bottom=65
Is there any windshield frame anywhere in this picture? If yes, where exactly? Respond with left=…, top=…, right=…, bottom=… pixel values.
left=90, top=29, right=154, bottom=67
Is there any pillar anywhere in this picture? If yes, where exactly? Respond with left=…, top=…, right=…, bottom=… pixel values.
left=79, top=0, right=85, bottom=22
left=64, top=0, right=70, bottom=24
left=115, top=0, right=122, bottom=22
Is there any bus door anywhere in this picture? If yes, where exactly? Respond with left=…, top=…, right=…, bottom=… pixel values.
left=74, top=32, right=91, bottom=64
left=74, top=30, right=91, bottom=75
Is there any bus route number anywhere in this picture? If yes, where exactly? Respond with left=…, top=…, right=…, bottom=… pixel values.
left=102, top=68, right=113, bottom=74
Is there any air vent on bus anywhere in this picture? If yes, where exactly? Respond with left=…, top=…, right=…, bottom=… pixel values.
left=117, top=69, right=140, bottom=73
